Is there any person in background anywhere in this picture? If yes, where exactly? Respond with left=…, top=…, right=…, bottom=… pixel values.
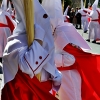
left=75, top=7, right=82, bottom=29
left=64, top=5, right=71, bottom=22
left=70, top=8, right=75, bottom=24
left=86, top=0, right=100, bottom=43
left=78, top=0, right=89, bottom=33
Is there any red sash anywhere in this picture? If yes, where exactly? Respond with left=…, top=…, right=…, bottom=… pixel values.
left=57, top=62, right=77, bottom=71
left=91, top=10, right=100, bottom=24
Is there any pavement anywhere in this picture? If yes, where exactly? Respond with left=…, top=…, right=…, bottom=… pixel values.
left=0, top=28, right=100, bottom=98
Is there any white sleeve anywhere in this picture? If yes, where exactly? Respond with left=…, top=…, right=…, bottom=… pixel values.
left=55, top=31, right=69, bottom=51
left=18, top=40, right=51, bottom=78
left=54, top=53, right=63, bottom=67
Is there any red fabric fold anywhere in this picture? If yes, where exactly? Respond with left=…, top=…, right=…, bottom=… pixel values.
left=63, top=44, right=100, bottom=100
left=0, top=15, right=15, bottom=34
left=1, top=69, right=58, bottom=100
left=5, top=15, right=15, bottom=33
left=57, top=62, right=77, bottom=71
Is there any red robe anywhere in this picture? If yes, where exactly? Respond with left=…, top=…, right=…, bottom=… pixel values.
left=1, top=69, right=58, bottom=100
left=63, top=44, right=100, bottom=100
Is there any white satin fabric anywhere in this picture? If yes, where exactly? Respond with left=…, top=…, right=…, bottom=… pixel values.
left=58, top=70, right=81, bottom=100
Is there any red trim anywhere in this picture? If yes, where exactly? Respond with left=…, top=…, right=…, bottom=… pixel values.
left=5, top=15, right=15, bottom=33
left=92, top=10, right=100, bottom=24
left=24, top=54, right=49, bottom=73
left=91, top=19, right=99, bottom=21
left=83, top=10, right=87, bottom=13
left=57, top=62, right=78, bottom=71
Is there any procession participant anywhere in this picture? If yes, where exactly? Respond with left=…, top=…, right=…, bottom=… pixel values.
left=42, top=0, right=91, bottom=100
left=0, top=0, right=16, bottom=37
left=42, top=0, right=100, bottom=99
left=78, top=0, right=89, bottom=33
left=1, top=0, right=62, bottom=100
left=64, top=5, right=71, bottom=22
left=86, top=0, right=100, bottom=43
left=75, top=7, right=82, bottom=29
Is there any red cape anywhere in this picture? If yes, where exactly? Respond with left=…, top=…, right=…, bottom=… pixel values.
left=63, top=44, right=100, bottom=100
left=1, top=69, right=58, bottom=100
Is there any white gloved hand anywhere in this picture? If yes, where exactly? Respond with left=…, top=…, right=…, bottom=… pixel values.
left=52, top=70, right=62, bottom=91
left=34, top=24, right=45, bottom=41
left=62, top=52, right=75, bottom=67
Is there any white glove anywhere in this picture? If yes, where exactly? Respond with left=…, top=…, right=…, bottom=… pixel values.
left=55, top=52, right=75, bottom=67
left=34, top=24, right=45, bottom=41
left=62, top=52, right=75, bottom=67
left=52, top=70, right=62, bottom=91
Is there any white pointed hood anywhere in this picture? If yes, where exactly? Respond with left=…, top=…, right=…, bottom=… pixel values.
left=92, top=0, right=98, bottom=11
left=81, top=0, right=85, bottom=9
left=42, top=0, right=64, bottom=31
left=7, top=1, right=12, bottom=14
left=1, top=0, right=7, bottom=11
left=11, top=0, right=54, bottom=50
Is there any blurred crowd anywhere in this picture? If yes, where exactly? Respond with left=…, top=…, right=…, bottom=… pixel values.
left=64, top=5, right=82, bottom=29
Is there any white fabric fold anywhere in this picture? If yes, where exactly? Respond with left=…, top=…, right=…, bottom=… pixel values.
left=19, top=40, right=50, bottom=78
left=54, top=52, right=75, bottom=67
left=54, top=23, right=91, bottom=51
left=34, top=24, right=45, bottom=41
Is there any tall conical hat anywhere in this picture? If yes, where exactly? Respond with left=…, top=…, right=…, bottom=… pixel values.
left=42, top=0, right=64, bottom=31
left=92, top=0, right=98, bottom=10
left=7, top=1, right=12, bottom=13
left=81, top=0, right=85, bottom=9
left=1, top=0, right=7, bottom=11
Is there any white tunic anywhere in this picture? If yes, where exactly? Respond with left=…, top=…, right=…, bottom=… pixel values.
left=88, top=10, right=100, bottom=40
left=78, top=9, right=89, bottom=32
